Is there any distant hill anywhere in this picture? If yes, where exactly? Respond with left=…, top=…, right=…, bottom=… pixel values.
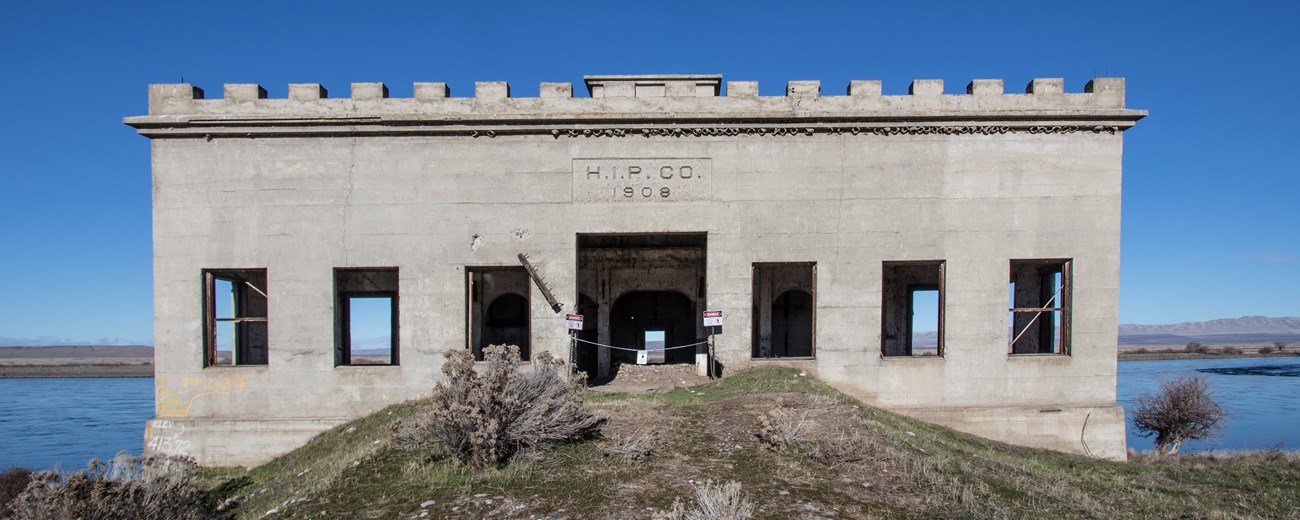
left=1119, top=316, right=1300, bottom=345
left=0, top=345, right=153, bottom=359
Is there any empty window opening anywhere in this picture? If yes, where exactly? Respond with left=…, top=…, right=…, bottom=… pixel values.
left=203, top=269, right=268, bottom=367
left=882, top=261, right=944, bottom=357
left=335, top=268, right=399, bottom=366
left=643, top=329, right=666, bottom=364
left=1009, top=259, right=1071, bottom=355
left=752, top=263, right=816, bottom=358
left=467, top=267, right=531, bottom=361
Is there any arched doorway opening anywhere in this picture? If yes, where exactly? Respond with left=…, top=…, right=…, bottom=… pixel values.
left=770, top=289, right=813, bottom=357
left=480, top=292, right=529, bottom=360
left=611, top=291, right=698, bottom=365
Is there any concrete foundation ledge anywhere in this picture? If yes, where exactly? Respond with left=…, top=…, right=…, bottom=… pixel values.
left=888, top=404, right=1128, bottom=461
left=144, top=417, right=350, bottom=467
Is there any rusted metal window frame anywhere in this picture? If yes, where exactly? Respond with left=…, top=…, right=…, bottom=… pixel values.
left=880, top=260, right=946, bottom=358
left=1008, top=258, right=1072, bottom=356
left=202, top=268, right=269, bottom=368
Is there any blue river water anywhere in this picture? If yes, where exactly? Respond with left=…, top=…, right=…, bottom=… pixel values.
left=0, top=378, right=154, bottom=471
left=1118, top=357, right=1300, bottom=453
left=0, top=358, right=1296, bottom=469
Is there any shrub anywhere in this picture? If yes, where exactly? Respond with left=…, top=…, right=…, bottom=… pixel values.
left=0, top=467, right=34, bottom=517
left=6, top=453, right=216, bottom=520
left=1131, top=348, right=1149, bottom=354
left=755, top=407, right=814, bottom=450
left=656, top=480, right=754, bottom=520
left=1184, top=342, right=1209, bottom=354
left=1259, top=347, right=1275, bottom=355
left=1222, top=346, right=1243, bottom=355
left=1275, top=341, right=1287, bottom=352
left=394, top=344, right=604, bottom=469
left=1130, top=376, right=1227, bottom=455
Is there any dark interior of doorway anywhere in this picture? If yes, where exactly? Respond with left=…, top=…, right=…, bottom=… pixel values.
left=575, top=233, right=707, bottom=380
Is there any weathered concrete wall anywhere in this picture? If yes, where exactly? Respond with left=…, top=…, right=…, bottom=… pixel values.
left=129, top=75, right=1143, bottom=465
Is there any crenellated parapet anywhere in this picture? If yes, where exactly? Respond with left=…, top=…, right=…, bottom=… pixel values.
left=126, top=74, right=1144, bottom=139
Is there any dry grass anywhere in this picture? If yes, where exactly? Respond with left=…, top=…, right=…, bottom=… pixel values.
left=6, top=453, right=217, bottom=520
left=197, top=367, right=1300, bottom=519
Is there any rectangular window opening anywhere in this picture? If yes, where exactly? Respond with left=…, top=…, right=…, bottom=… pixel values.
left=751, top=262, right=816, bottom=359
left=882, top=261, right=945, bottom=357
left=1009, top=259, right=1071, bottom=355
left=466, top=266, right=531, bottom=361
left=203, top=268, right=268, bottom=367
left=335, top=268, right=399, bottom=366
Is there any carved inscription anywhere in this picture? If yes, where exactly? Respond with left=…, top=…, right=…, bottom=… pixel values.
left=573, top=158, right=711, bottom=203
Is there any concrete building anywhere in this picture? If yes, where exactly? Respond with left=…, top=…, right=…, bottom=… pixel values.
left=125, top=74, right=1145, bottom=466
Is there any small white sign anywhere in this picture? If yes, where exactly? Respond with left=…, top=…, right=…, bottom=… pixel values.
left=703, top=310, right=723, bottom=327
left=636, top=350, right=648, bottom=365
left=565, top=314, right=584, bottom=331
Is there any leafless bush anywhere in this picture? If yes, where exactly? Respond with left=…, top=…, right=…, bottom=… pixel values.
left=1131, top=348, right=1149, bottom=354
left=393, top=345, right=604, bottom=469
left=1222, top=346, right=1243, bottom=355
left=602, top=429, right=662, bottom=461
left=1130, top=376, right=1227, bottom=455
left=1184, top=342, right=1209, bottom=354
left=755, top=407, right=814, bottom=450
left=6, top=452, right=216, bottom=520
left=0, top=467, right=34, bottom=517
left=1258, top=346, right=1275, bottom=355
left=808, top=431, right=874, bottom=468
left=1275, top=341, right=1287, bottom=352
left=655, top=480, right=753, bottom=520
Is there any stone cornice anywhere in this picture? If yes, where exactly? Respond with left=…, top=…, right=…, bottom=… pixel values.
left=125, top=77, right=1146, bottom=139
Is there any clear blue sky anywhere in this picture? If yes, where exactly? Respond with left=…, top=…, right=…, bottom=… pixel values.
left=1, top=1, right=1295, bottom=345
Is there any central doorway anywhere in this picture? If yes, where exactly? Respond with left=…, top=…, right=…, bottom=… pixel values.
left=576, top=233, right=707, bottom=379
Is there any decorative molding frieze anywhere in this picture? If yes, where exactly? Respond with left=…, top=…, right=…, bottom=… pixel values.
left=541, top=124, right=1123, bottom=139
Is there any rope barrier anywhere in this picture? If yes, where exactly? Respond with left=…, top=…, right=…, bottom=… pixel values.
left=572, top=336, right=709, bottom=353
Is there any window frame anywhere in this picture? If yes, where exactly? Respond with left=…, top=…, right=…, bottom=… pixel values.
left=334, top=267, right=400, bottom=367
left=202, top=268, right=269, bottom=368
left=880, top=260, right=946, bottom=358
left=1008, top=258, right=1072, bottom=356
left=750, top=262, right=818, bottom=360
left=465, top=266, right=532, bottom=361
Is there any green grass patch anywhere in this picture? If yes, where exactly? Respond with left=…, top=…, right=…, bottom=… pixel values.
left=200, top=368, right=1300, bottom=519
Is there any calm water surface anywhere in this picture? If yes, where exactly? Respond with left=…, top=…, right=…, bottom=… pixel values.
left=0, top=358, right=1296, bottom=469
left=0, top=378, right=153, bottom=470
left=1118, top=357, right=1300, bottom=453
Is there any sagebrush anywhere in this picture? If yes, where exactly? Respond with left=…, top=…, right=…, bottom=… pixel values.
left=656, top=480, right=754, bottom=520
left=4, top=452, right=217, bottom=520
left=0, top=467, right=33, bottom=518
left=393, top=344, right=604, bottom=469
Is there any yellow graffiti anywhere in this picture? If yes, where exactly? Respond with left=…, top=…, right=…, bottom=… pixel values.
left=155, top=374, right=246, bottom=418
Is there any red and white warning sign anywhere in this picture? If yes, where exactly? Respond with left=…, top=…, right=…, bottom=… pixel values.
left=703, top=310, right=723, bottom=327
left=565, top=314, right=584, bottom=331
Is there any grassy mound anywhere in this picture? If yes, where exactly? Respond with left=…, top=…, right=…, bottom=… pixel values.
left=198, top=368, right=1300, bottom=519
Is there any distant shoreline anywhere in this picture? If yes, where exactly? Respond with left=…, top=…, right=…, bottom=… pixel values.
left=0, top=364, right=153, bottom=378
